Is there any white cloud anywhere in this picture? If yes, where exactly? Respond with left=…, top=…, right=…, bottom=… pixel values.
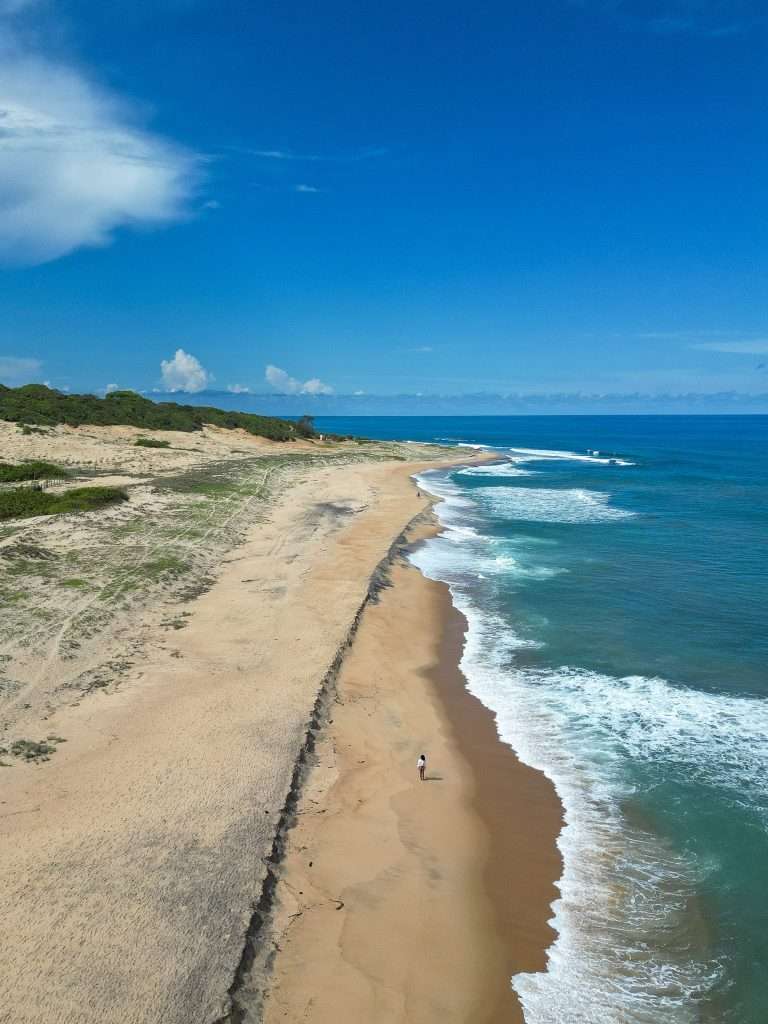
left=105, top=382, right=118, bottom=393
left=245, top=146, right=386, bottom=163
left=0, top=354, right=42, bottom=382
left=227, top=383, right=251, bottom=394
left=265, top=364, right=333, bottom=395
left=294, top=184, right=321, bottom=193
left=250, top=149, right=298, bottom=160
left=160, top=349, right=212, bottom=392
left=690, top=341, right=768, bottom=355
left=0, top=37, right=201, bottom=266
left=301, top=377, right=334, bottom=395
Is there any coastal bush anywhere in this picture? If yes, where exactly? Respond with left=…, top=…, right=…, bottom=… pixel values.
left=134, top=437, right=171, bottom=448
left=0, top=384, right=311, bottom=441
left=0, top=461, right=69, bottom=482
left=9, top=739, right=57, bottom=761
left=294, top=414, right=315, bottom=438
left=0, top=486, right=128, bottom=521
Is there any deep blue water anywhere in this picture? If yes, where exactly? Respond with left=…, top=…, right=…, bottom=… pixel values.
left=318, top=416, right=768, bottom=1024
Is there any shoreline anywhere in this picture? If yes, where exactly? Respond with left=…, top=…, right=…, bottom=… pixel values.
left=425, top=574, right=564, bottom=1017
left=259, top=517, right=563, bottom=1023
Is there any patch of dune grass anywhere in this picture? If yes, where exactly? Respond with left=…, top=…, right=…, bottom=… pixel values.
left=0, top=461, right=69, bottom=483
left=6, top=739, right=57, bottom=762
left=0, top=486, right=128, bottom=521
left=140, top=554, right=189, bottom=580
left=135, top=437, right=171, bottom=449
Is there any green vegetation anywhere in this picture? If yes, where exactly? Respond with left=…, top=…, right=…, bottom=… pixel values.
left=6, top=739, right=58, bottom=761
left=133, top=554, right=189, bottom=580
left=0, top=486, right=128, bottom=521
left=0, top=460, right=69, bottom=483
left=0, top=384, right=314, bottom=441
left=134, top=437, right=171, bottom=448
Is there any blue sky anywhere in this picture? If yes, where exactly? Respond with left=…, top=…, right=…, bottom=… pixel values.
left=1, top=0, right=767, bottom=410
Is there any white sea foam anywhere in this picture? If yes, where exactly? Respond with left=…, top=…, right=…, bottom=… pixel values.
left=457, top=461, right=532, bottom=478
left=440, top=440, right=635, bottom=465
left=408, top=467, right=753, bottom=1022
left=476, top=486, right=635, bottom=523
left=507, top=446, right=636, bottom=467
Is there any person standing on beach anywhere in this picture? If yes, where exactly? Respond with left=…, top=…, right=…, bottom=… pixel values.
left=417, top=753, right=426, bottom=781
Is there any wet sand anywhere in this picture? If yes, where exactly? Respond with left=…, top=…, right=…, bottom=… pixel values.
left=261, top=546, right=563, bottom=1023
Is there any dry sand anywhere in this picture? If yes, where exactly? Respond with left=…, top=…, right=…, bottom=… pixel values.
left=260, top=546, right=563, bottom=1024
left=0, top=425, right=462, bottom=1024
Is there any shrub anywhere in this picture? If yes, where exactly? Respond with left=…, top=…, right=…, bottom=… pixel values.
left=0, top=384, right=311, bottom=441
left=0, top=486, right=128, bottom=521
left=10, top=739, right=56, bottom=761
left=135, top=437, right=171, bottom=448
left=0, top=461, right=69, bottom=483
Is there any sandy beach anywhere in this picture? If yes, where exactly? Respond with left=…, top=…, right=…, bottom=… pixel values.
left=259, top=536, right=563, bottom=1024
left=0, top=425, right=562, bottom=1023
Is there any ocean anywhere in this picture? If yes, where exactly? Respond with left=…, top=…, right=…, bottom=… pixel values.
left=317, top=416, right=768, bottom=1023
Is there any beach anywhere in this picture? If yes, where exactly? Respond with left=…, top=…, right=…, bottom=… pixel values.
left=0, top=426, right=560, bottom=1024
left=259, top=548, right=563, bottom=1024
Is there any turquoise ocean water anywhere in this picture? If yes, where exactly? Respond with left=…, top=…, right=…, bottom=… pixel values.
left=317, top=416, right=768, bottom=1024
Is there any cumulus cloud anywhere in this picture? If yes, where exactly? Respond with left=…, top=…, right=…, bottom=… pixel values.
left=0, top=37, right=201, bottom=266
left=301, top=377, right=334, bottom=394
left=227, top=383, right=251, bottom=394
left=0, top=354, right=42, bottom=382
left=265, top=364, right=333, bottom=395
left=160, top=349, right=212, bottom=392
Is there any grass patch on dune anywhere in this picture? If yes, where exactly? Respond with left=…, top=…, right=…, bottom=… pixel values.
left=139, top=554, right=190, bottom=580
left=134, top=437, right=171, bottom=449
left=0, top=461, right=69, bottom=483
left=0, top=486, right=128, bottom=521
left=1, top=737, right=66, bottom=762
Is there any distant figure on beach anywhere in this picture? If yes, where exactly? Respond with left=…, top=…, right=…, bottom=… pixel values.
left=417, top=753, right=426, bottom=781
